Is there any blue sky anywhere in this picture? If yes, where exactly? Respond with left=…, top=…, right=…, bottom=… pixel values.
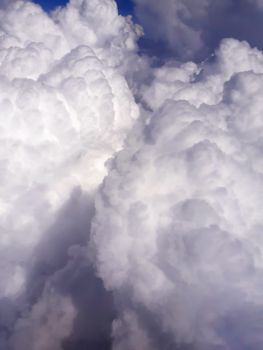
left=33, top=0, right=67, bottom=11
left=34, top=0, right=134, bottom=15
left=115, top=0, right=134, bottom=16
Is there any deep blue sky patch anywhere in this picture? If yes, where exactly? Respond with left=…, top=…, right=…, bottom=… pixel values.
left=34, top=0, right=134, bottom=15
left=116, top=0, right=134, bottom=16
left=33, top=0, right=68, bottom=11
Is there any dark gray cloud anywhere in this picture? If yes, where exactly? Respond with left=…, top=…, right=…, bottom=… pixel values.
left=133, top=0, right=263, bottom=61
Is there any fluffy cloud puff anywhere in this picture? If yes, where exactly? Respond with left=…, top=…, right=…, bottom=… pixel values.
left=92, top=39, right=263, bottom=350
left=0, top=0, right=139, bottom=348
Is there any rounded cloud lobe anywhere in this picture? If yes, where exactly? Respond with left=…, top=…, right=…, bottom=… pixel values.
left=92, top=39, right=263, bottom=350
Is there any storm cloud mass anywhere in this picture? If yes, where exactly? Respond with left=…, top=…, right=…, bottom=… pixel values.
left=1, top=0, right=263, bottom=350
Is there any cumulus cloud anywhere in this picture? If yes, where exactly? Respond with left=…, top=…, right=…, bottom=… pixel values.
left=0, top=0, right=139, bottom=348
left=92, top=38, right=263, bottom=350
left=133, top=0, right=263, bottom=61
left=3, top=0, right=263, bottom=349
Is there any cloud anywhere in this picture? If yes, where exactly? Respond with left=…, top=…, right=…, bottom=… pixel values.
left=3, top=0, right=263, bottom=349
left=0, top=0, right=139, bottom=348
left=92, top=38, right=263, bottom=350
left=133, top=0, right=263, bottom=61
left=12, top=290, right=76, bottom=350
left=6, top=189, right=115, bottom=350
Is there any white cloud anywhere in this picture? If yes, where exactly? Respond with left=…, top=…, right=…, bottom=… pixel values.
left=92, top=38, right=263, bottom=349
left=3, top=0, right=263, bottom=349
left=0, top=0, right=139, bottom=347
